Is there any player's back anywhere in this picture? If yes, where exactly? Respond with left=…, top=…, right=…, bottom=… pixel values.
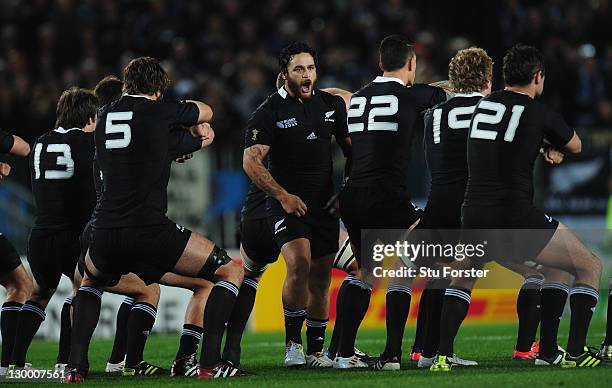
left=424, top=94, right=483, bottom=196
left=347, top=78, right=446, bottom=190
left=94, top=95, right=199, bottom=228
left=465, top=90, right=573, bottom=207
left=30, top=128, right=95, bottom=231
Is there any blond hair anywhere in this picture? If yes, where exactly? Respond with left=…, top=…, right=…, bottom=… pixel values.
left=448, top=47, right=493, bottom=93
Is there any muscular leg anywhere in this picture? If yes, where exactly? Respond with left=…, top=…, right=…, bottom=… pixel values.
left=328, top=259, right=360, bottom=358
left=280, top=238, right=310, bottom=346
left=539, top=267, right=572, bottom=358
left=499, top=262, right=544, bottom=355
left=106, top=274, right=160, bottom=369
left=0, top=265, right=32, bottom=367
left=10, top=275, right=58, bottom=367
left=171, top=232, right=244, bottom=370
left=159, top=273, right=211, bottom=361
left=222, top=245, right=267, bottom=365
left=534, top=223, right=603, bottom=355
left=305, top=253, right=333, bottom=355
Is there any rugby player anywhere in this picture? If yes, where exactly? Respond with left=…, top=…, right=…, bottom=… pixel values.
left=0, top=129, right=32, bottom=374
left=336, top=34, right=447, bottom=369
left=430, top=44, right=603, bottom=371
left=600, top=277, right=612, bottom=362
left=64, top=57, right=245, bottom=382
left=243, top=42, right=351, bottom=368
left=9, top=88, right=97, bottom=370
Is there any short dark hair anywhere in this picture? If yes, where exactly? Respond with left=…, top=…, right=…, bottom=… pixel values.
left=94, top=76, right=123, bottom=107
left=278, top=42, right=318, bottom=74
left=122, top=56, right=170, bottom=95
left=55, top=87, right=98, bottom=129
left=503, top=44, right=546, bottom=87
left=379, top=35, right=415, bottom=72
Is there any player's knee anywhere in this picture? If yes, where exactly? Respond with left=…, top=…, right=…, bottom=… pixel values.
left=222, top=260, right=244, bottom=285
left=197, top=245, right=233, bottom=281
left=138, top=283, right=160, bottom=306
left=285, top=254, right=309, bottom=279
left=4, top=280, right=31, bottom=302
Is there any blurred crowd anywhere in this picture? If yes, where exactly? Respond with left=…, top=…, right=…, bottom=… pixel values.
left=1, top=0, right=612, bottom=183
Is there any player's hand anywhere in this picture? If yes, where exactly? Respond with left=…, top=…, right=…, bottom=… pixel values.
left=189, top=123, right=215, bottom=147
left=175, top=153, right=193, bottom=163
left=280, top=193, right=307, bottom=217
left=324, top=192, right=341, bottom=218
left=541, top=147, right=564, bottom=164
left=0, top=162, right=11, bottom=179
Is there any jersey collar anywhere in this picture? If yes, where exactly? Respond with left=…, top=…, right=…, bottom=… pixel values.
left=54, top=127, right=80, bottom=134
left=124, top=93, right=154, bottom=100
left=373, top=76, right=406, bottom=86
left=277, top=86, right=315, bottom=100
left=453, top=92, right=484, bottom=98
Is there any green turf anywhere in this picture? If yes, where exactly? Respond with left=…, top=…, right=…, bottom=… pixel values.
left=12, top=320, right=611, bottom=387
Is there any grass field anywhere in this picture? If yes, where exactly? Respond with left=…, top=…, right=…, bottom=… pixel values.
left=15, top=319, right=610, bottom=387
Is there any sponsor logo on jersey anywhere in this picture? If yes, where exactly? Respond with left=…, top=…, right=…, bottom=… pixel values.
left=274, top=218, right=287, bottom=234
left=544, top=214, right=553, bottom=223
left=276, top=118, right=298, bottom=128
left=306, top=132, right=317, bottom=140
left=251, top=129, right=259, bottom=140
left=176, top=223, right=185, bottom=232
left=324, top=110, right=335, bottom=122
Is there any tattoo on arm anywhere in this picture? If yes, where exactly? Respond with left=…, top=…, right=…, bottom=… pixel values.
left=243, top=144, right=286, bottom=199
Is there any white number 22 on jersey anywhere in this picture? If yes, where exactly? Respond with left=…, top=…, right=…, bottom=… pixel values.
left=348, top=95, right=399, bottom=132
left=105, top=111, right=133, bottom=149
left=33, top=143, right=74, bottom=180
left=470, top=101, right=525, bottom=142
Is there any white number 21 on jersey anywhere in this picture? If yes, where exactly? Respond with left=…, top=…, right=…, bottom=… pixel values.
left=105, top=111, right=133, bottom=149
left=470, top=101, right=525, bottom=142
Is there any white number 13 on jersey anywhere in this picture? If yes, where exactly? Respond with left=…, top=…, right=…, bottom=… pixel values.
left=470, top=101, right=524, bottom=142
left=105, top=111, right=133, bottom=149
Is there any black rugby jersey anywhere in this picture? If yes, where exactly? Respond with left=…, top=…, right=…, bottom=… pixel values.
left=0, top=129, right=15, bottom=154
left=346, top=77, right=446, bottom=189
left=424, top=93, right=483, bottom=193
left=244, top=87, right=349, bottom=210
left=93, top=95, right=199, bottom=228
left=465, top=90, right=574, bottom=206
left=29, top=127, right=95, bottom=230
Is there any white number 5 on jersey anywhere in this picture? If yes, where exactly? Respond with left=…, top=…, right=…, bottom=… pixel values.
left=105, top=111, right=133, bottom=149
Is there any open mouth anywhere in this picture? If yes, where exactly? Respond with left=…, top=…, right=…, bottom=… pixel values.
left=300, top=80, right=312, bottom=94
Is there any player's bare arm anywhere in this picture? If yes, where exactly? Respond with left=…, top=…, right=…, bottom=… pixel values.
left=9, top=134, right=31, bottom=157
left=185, top=100, right=214, bottom=124
left=243, top=144, right=307, bottom=217
left=561, top=131, right=582, bottom=154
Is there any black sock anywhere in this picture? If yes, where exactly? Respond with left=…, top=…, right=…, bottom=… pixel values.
left=284, top=307, right=306, bottom=345
left=338, top=279, right=372, bottom=357
left=604, top=280, right=612, bottom=345
left=223, top=277, right=258, bottom=364
left=67, top=286, right=103, bottom=373
left=56, top=297, right=73, bottom=364
left=109, top=297, right=134, bottom=364
left=539, top=282, right=569, bottom=357
left=306, top=316, right=328, bottom=355
left=515, top=277, right=543, bottom=352
left=1, top=302, right=22, bottom=367
left=10, top=301, right=46, bottom=366
left=176, top=324, right=203, bottom=359
left=200, top=281, right=239, bottom=368
left=328, top=275, right=353, bottom=357
left=567, top=284, right=599, bottom=355
left=125, top=302, right=157, bottom=367
left=422, top=279, right=448, bottom=358
left=437, top=288, right=471, bottom=357
left=413, top=286, right=430, bottom=353
left=383, top=285, right=411, bottom=358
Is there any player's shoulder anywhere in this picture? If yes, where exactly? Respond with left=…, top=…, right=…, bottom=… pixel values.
left=254, top=90, right=283, bottom=114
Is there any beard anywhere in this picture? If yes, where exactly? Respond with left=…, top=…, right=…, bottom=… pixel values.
left=287, top=77, right=315, bottom=100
